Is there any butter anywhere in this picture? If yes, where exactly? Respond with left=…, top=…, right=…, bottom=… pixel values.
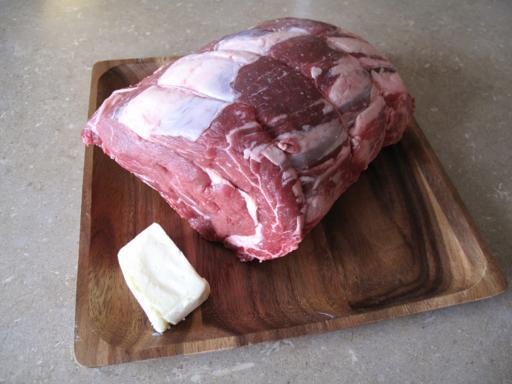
left=118, top=223, right=210, bottom=333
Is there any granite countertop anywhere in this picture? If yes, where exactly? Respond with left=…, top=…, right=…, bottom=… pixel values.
left=1, top=1, right=511, bottom=382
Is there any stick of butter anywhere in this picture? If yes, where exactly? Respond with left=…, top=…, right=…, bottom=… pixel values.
left=118, top=223, right=210, bottom=333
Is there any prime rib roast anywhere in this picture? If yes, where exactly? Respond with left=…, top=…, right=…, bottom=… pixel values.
left=82, top=18, right=414, bottom=261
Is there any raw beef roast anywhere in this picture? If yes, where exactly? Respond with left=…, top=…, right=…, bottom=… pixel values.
left=82, top=18, right=414, bottom=261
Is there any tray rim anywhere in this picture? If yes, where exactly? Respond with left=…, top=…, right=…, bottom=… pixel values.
left=74, top=57, right=507, bottom=367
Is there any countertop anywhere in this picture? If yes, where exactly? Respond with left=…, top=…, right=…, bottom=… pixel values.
left=1, top=0, right=511, bottom=382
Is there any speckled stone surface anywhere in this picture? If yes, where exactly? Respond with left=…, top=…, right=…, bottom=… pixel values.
left=0, top=1, right=511, bottom=383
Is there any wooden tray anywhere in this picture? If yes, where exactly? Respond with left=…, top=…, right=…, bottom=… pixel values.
left=75, top=57, right=507, bottom=367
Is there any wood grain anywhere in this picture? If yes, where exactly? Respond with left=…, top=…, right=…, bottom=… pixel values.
left=75, top=57, right=507, bottom=367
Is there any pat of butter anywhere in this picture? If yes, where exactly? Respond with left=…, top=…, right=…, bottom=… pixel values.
left=118, top=223, right=210, bottom=333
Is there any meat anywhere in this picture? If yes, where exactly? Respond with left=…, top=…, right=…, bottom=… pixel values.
left=82, top=18, right=414, bottom=261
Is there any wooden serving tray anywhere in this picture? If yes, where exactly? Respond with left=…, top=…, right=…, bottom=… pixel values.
left=75, top=57, right=507, bottom=367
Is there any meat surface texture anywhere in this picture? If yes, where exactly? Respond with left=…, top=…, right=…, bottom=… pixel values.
left=82, top=18, right=414, bottom=261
